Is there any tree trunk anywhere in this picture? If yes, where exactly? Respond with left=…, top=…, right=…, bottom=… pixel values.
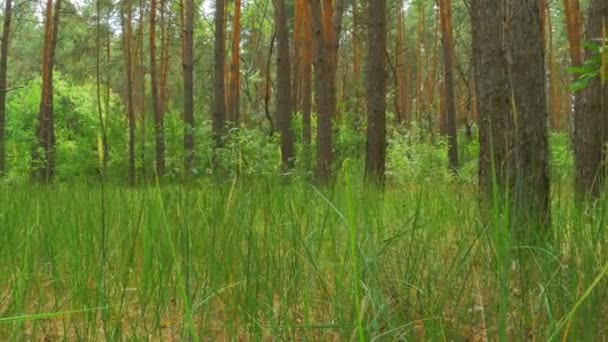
left=301, top=0, right=313, bottom=169
left=507, top=0, right=551, bottom=230
left=149, top=0, right=165, bottom=177
left=0, top=0, right=12, bottom=177
left=438, top=0, right=459, bottom=171
left=213, top=0, right=227, bottom=147
left=471, top=0, right=515, bottom=199
left=575, top=0, right=608, bottom=198
left=364, top=0, right=387, bottom=185
left=182, top=0, right=195, bottom=175
left=273, top=0, right=295, bottom=169
left=228, top=0, right=241, bottom=124
left=122, top=0, right=136, bottom=185
left=33, top=0, right=61, bottom=183
left=309, top=0, right=344, bottom=183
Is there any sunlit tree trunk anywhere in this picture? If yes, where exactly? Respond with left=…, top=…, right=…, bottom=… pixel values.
left=33, top=0, right=61, bottom=183
left=364, top=0, right=387, bottom=185
left=0, top=0, right=13, bottom=176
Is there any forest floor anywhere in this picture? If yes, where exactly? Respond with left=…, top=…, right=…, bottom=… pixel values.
left=1, top=178, right=607, bottom=340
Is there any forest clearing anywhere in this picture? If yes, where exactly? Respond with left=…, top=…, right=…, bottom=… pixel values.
left=1, top=0, right=608, bottom=340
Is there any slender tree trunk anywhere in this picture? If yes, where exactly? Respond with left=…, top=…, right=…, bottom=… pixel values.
left=273, top=0, right=294, bottom=169
left=0, top=0, right=13, bottom=177
left=122, top=0, right=136, bottom=185
left=575, top=0, right=608, bottom=198
left=364, top=0, right=387, bottom=185
left=33, top=0, right=61, bottom=183
left=415, top=1, right=425, bottom=122
left=292, top=0, right=303, bottom=114
left=507, top=0, right=551, bottom=230
left=228, top=0, right=241, bottom=124
left=159, top=0, right=170, bottom=117
left=438, top=0, right=459, bottom=171
left=352, top=0, right=362, bottom=116
left=149, top=0, right=164, bottom=177
left=182, top=0, right=195, bottom=175
left=309, top=0, right=330, bottom=182
left=213, top=0, right=227, bottom=147
left=301, top=0, right=313, bottom=168
left=563, top=0, right=583, bottom=136
left=95, top=0, right=108, bottom=174
left=395, top=4, right=408, bottom=124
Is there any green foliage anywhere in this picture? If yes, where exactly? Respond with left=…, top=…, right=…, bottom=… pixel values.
left=4, top=74, right=126, bottom=184
left=568, top=41, right=607, bottom=92
left=215, top=126, right=282, bottom=178
left=387, top=123, right=453, bottom=183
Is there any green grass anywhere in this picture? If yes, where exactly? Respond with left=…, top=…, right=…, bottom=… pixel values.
left=1, top=172, right=607, bottom=340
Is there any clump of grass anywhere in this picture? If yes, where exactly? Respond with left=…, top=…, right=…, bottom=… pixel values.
left=1, top=169, right=607, bottom=340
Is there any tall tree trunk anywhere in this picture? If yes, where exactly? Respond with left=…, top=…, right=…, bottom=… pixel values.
left=301, top=0, right=313, bottom=168
left=352, top=0, right=362, bottom=116
left=415, top=0, right=425, bottom=122
left=149, top=0, right=165, bottom=177
left=33, top=0, right=61, bottom=183
left=309, top=0, right=345, bottom=183
left=228, top=0, right=241, bottom=124
left=292, top=0, right=303, bottom=114
left=182, top=0, right=195, bottom=175
left=395, top=4, right=408, bottom=124
left=159, top=0, right=170, bottom=117
left=563, top=0, right=583, bottom=136
left=213, top=0, right=227, bottom=147
left=471, top=0, right=515, bottom=200
left=0, top=0, right=13, bottom=177
left=122, top=0, right=136, bottom=185
left=507, top=0, right=551, bottom=230
left=575, top=0, right=608, bottom=198
left=273, top=0, right=294, bottom=169
left=364, top=0, right=387, bottom=185
left=438, top=0, right=459, bottom=171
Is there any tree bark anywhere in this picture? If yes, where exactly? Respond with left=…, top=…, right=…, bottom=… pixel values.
left=309, top=0, right=344, bottom=183
left=364, top=0, right=387, bottom=185
left=471, top=0, right=515, bottom=199
left=438, top=0, right=459, bottom=171
left=33, top=0, right=61, bottom=183
left=149, top=0, right=165, bottom=177
left=301, top=0, right=313, bottom=169
left=122, top=0, right=136, bottom=185
left=0, top=0, right=13, bottom=177
left=273, top=0, right=295, bottom=169
left=575, top=0, right=608, bottom=198
left=228, top=0, right=241, bottom=124
left=507, top=0, right=551, bottom=230
left=182, top=0, right=195, bottom=175
left=213, top=0, right=227, bottom=147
